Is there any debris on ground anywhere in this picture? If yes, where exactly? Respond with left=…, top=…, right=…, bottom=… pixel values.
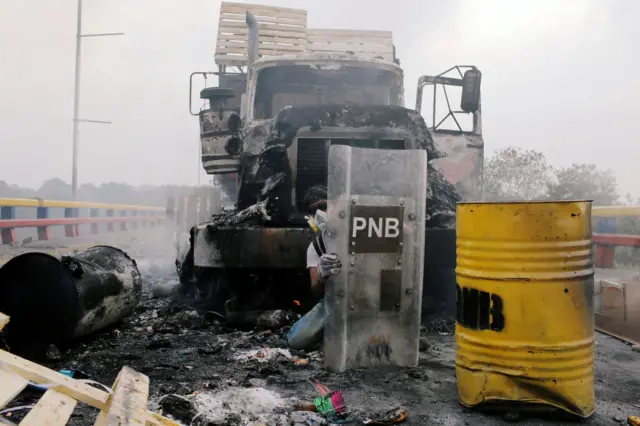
left=188, top=387, right=291, bottom=425
left=362, top=407, right=409, bottom=425
left=234, top=347, right=292, bottom=363
left=4, top=246, right=639, bottom=426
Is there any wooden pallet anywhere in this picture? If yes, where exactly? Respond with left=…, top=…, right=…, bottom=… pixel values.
left=215, top=2, right=308, bottom=67
left=214, top=1, right=395, bottom=67
left=306, top=29, right=394, bottom=62
left=0, top=313, right=180, bottom=426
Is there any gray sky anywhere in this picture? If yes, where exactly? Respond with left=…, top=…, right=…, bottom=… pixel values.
left=1, top=0, right=638, bottom=195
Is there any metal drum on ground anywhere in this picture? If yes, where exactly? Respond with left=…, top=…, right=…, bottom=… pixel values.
left=455, top=201, right=595, bottom=418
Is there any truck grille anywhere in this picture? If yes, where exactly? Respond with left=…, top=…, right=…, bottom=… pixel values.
left=295, top=138, right=405, bottom=211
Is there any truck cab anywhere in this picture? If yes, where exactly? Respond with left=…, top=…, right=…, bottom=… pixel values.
left=191, top=3, right=482, bottom=215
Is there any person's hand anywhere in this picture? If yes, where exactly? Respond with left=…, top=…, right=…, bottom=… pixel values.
left=318, top=253, right=342, bottom=279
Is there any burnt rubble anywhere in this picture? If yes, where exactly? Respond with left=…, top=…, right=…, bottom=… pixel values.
left=5, top=273, right=637, bottom=426
left=238, top=104, right=460, bottom=227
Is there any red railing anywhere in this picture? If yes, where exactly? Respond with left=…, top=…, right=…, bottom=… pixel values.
left=592, top=206, right=640, bottom=269
left=0, top=198, right=166, bottom=245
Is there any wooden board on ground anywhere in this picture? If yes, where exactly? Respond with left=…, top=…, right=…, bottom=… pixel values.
left=0, top=313, right=180, bottom=426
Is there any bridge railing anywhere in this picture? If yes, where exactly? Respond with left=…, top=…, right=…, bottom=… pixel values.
left=592, top=206, right=640, bottom=344
left=592, top=206, right=640, bottom=268
left=0, top=198, right=166, bottom=244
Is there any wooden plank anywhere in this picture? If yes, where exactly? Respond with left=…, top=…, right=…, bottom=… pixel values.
left=220, top=11, right=306, bottom=25
left=308, top=43, right=394, bottom=53
left=221, top=2, right=307, bottom=18
left=0, top=369, right=28, bottom=407
left=306, top=34, right=393, bottom=45
left=218, top=39, right=307, bottom=49
left=218, top=20, right=306, bottom=32
left=0, top=349, right=109, bottom=410
left=98, top=367, right=149, bottom=425
left=305, top=28, right=394, bottom=60
left=217, top=45, right=304, bottom=54
left=145, top=412, right=182, bottom=426
left=19, top=389, right=77, bottom=426
left=217, top=26, right=307, bottom=39
left=0, top=313, right=9, bottom=332
left=307, top=28, right=393, bottom=38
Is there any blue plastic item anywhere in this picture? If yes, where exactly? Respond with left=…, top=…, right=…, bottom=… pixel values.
left=288, top=299, right=326, bottom=350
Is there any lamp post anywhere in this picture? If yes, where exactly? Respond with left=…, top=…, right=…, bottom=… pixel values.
left=71, top=0, right=124, bottom=199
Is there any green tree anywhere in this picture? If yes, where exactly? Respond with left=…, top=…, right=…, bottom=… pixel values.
left=483, top=146, right=553, bottom=201
left=547, top=164, right=619, bottom=206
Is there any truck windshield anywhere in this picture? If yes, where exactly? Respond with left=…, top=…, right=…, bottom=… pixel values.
left=253, top=65, right=402, bottom=119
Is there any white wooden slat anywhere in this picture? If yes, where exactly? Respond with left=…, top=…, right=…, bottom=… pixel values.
left=308, top=43, right=394, bottom=54
left=306, top=28, right=394, bottom=60
left=220, top=11, right=305, bottom=25
left=220, top=1, right=307, bottom=16
left=221, top=2, right=307, bottom=19
left=0, top=369, right=28, bottom=407
left=307, top=28, right=393, bottom=38
left=19, top=389, right=77, bottom=426
left=0, top=350, right=109, bottom=410
left=306, top=35, right=393, bottom=45
left=217, top=44, right=305, bottom=54
left=95, top=367, right=149, bottom=426
left=218, top=20, right=306, bottom=32
left=217, top=26, right=307, bottom=40
left=220, top=13, right=305, bottom=26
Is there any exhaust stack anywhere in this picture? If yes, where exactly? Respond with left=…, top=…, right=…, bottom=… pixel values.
left=246, top=11, right=259, bottom=67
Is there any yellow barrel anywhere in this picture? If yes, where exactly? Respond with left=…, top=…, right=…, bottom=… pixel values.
left=455, top=201, right=595, bottom=418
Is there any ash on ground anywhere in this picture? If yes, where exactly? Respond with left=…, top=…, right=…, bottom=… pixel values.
left=10, top=272, right=640, bottom=426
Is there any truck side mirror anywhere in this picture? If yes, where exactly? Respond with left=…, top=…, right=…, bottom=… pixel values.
left=460, top=69, right=482, bottom=113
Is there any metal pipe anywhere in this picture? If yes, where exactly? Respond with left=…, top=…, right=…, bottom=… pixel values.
left=246, top=11, right=259, bottom=68
left=0, top=246, right=141, bottom=356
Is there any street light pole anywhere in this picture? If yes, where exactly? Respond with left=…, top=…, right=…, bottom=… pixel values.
left=71, top=0, right=124, bottom=200
left=71, top=0, right=83, bottom=200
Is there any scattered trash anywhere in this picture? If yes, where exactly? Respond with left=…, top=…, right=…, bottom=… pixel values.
left=293, top=357, right=310, bottom=366
left=188, top=387, right=290, bottom=425
left=290, top=410, right=328, bottom=425
left=226, top=309, right=292, bottom=329
left=363, top=408, right=409, bottom=425
left=234, top=347, right=292, bottom=363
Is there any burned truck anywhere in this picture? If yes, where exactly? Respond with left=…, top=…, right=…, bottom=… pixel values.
left=182, top=2, right=484, bottom=317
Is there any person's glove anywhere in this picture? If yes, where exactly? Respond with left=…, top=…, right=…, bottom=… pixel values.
left=318, top=253, right=342, bottom=279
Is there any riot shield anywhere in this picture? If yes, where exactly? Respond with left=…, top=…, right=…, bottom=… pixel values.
left=324, top=145, right=427, bottom=372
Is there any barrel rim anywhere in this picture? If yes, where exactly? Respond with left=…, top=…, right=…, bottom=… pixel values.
left=457, top=200, right=593, bottom=205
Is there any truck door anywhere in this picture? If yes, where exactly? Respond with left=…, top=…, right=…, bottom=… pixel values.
left=416, top=66, right=484, bottom=201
